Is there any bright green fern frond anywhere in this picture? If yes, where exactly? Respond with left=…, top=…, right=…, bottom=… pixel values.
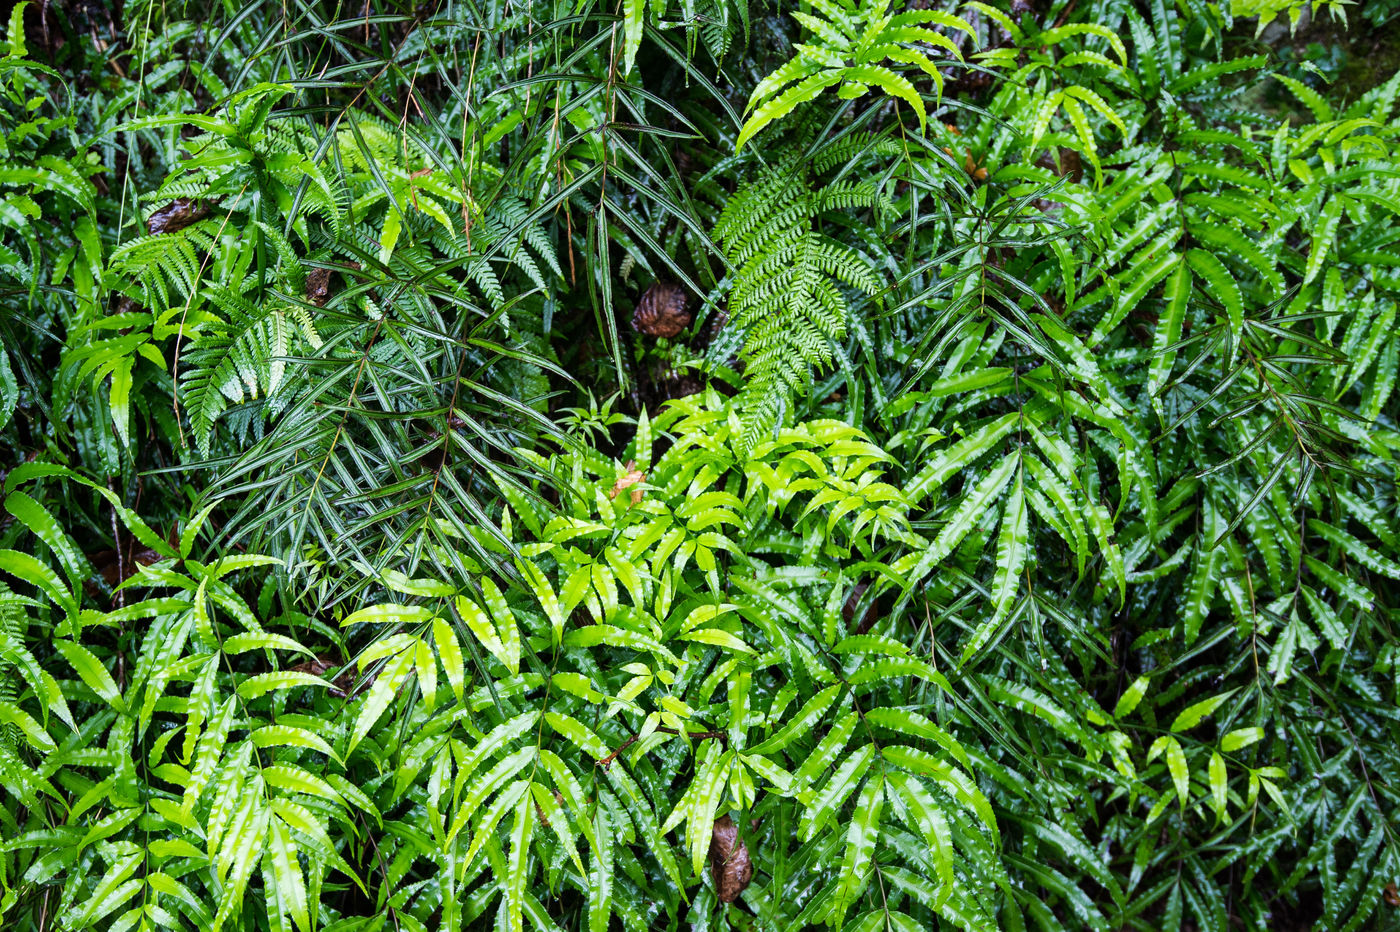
left=108, top=221, right=218, bottom=312
left=181, top=283, right=300, bottom=453
left=716, top=156, right=882, bottom=451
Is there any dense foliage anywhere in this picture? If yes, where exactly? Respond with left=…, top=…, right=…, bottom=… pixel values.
left=1, top=0, right=1398, bottom=930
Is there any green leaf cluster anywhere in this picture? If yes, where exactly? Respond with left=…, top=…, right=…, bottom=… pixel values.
left=1, top=0, right=1399, bottom=930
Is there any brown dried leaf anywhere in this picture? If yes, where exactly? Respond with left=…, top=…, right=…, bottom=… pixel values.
left=1385, top=882, right=1400, bottom=907
left=703, top=308, right=729, bottom=347
left=843, top=582, right=878, bottom=634
left=1059, top=148, right=1082, bottom=184
left=146, top=198, right=209, bottom=235
left=113, top=294, right=144, bottom=316
left=608, top=460, right=645, bottom=501
left=305, top=267, right=335, bottom=307
left=631, top=282, right=691, bottom=338
left=709, top=815, right=753, bottom=904
left=86, top=547, right=164, bottom=592
left=305, top=262, right=362, bottom=307
left=289, top=655, right=357, bottom=698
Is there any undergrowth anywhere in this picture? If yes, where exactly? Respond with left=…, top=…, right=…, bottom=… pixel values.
left=1, top=0, right=1398, bottom=930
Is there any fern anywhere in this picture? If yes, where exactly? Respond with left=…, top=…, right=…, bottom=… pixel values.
left=0, top=584, right=32, bottom=756
left=107, top=219, right=219, bottom=312
left=4, top=0, right=1400, bottom=930
left=736, top=0, right=981, bottom=149
left=180, top=283, right=302, bottom=452
left=713, top=149, right=884, bottom=449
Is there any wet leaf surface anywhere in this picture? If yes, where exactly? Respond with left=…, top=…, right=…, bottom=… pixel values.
left=146, top=198, right=209, bottom=235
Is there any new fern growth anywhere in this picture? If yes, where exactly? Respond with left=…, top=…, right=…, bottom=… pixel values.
left=735, top=0, right=980, bottom=149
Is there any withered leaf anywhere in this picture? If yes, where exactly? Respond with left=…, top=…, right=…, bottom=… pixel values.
left=708, top=815, right=753, bottom=904
left=113, top=294, right=144, bottom=316
left=703, top=307, right=728, bottom=346
left=289, top=655, right=356, bottom=698
left=631, top=282, right=691, bottom=338
left=608, top=460, right=645, bottom=504
left=305, top=262, right=361, bottom=307
left=146, top=198, right=209, bottom=235
left=84, top=547, right=164, bottom=598
left=305, top=267, right=335, bottom=307
left=843, top=582, right=877, bottom=634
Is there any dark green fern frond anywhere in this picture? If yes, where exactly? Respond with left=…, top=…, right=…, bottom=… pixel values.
left=811, top=133, right=905, bottom=174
